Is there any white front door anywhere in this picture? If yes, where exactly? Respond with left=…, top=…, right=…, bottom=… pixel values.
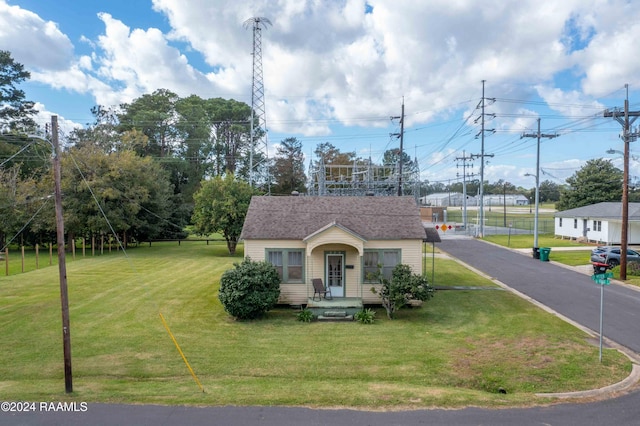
left=326, top=253, right=344, bottom=298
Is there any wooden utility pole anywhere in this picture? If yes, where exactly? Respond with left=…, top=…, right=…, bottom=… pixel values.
left=604, top=85, right=640, bottom=280
left=52, top=115, right=73, bottom=393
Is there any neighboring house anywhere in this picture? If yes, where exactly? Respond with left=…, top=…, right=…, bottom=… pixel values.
left=554, top=202, right=640, bottom=244
left=240, top=195, right=427, bottom=305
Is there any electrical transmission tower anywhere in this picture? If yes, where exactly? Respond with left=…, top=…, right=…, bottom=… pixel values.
left=244, top=17, right=272, bottom=190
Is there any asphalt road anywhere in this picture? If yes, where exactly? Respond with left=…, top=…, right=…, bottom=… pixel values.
left=3, top=237, right=640, bottom=425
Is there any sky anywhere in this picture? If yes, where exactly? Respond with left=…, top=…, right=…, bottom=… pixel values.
left=3, top=0, right=640, bottom=189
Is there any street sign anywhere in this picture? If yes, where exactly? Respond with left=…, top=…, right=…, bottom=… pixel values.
left=592, top=272, right=612, bottom=286
left=435, top=224, right=452, bottom=232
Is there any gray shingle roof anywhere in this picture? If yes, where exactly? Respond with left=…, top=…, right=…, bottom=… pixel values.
left=555, top=202, right=640, bottom=220
left=240, top=196, right=426, bottom=240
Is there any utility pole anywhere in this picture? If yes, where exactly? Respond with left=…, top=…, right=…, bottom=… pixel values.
left=470, top=151, right=493, bottom=233
left=522, top=118, right=557, bottom=255
left=476, top=80, right=495, bottom=237
left=391, top=98, right=405, bottom=196
left=51, top=116, right=73, bottom=393
left=604, top=84, right=640, bottom=280
left=455, top=151, right=476, bottom=231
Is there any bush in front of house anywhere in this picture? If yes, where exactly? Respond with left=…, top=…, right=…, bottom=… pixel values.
left=354, top=308, right=376, bottom=324
left=218, top=258, right=281, bottom=320
left=371, top=263, right=435, bottom=319
left=296, top=308, right=314, bottom=322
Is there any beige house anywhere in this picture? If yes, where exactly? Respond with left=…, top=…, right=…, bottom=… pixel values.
left=240, top=195, right=427, bottom=306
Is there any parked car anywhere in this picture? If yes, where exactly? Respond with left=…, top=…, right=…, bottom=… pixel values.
left=590, top=246, right=640, bottom=266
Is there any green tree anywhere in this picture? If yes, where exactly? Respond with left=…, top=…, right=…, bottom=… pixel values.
left=117, top=89, right=181, bottom=158
left=382, top=148, right=415, bottom=172
left=192, top=174, right=258, bottom=254
left=207, top=97, right=252, bottom=176
left=0, top=165, right=42, bottom=248
left=0, top=52, right=43, bottom=179
left=370, top=264, right=435, bottom=319
left=530, top=179, right=560, bottom=203
left=556, top=159, right=622, bottom=211
left=313, top=142, right=354, bottom=165
left=272, top=137, right=307, bottom=194
left=218, top=258, right=281, bottom=320
left=174, top=95, right=216, bottom=198
left=0, top=50, right=37, bottom=132
left=484, top=179, right=516, bottom=195
left=59, top=145, right=174, bottom=243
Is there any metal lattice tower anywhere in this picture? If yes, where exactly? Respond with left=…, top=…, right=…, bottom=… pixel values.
left=244, top=17, right=272, bottom=189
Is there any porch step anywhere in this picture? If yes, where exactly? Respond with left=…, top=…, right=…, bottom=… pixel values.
left=317, top=310, right=353, bottom=321
left=323, top=310, right=348, bottom=317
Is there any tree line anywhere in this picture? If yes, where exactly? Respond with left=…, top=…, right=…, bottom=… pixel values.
left=0, top=50, right=633, bottom=252
left=0, top=51, right=411, bottom=251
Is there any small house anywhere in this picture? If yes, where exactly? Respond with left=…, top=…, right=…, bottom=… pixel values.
left=240, top=195, right=427, bottom=306
left=554, top=202, right=640, bottom=244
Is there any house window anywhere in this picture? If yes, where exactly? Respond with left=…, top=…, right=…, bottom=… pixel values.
left=593, top=220, right=601, bottom=232
left=574, top=219, right=578, bottom=229
left=363, top=249, right=401, bottom=283
left=266, top=249, right=305, bottom=283
left=559, top=218, right=563, bottom=227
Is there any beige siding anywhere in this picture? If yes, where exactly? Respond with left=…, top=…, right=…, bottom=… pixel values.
left=243, top=238, right=423, bottom=305
left=305, top=227, right=364, bottom=255
left=364, top=239, right=423, bottom=275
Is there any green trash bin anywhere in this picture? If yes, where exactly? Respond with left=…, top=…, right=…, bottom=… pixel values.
left=539, top=247, right=551, bottom=262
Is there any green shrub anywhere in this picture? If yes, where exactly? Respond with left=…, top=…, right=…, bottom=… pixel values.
left=627, top=262, right=640, bottom=276
left=218, top=258, right=281, bottom=320
left=371, top=264, right=435, bottom=319
left=297, top=308, right=314, bottom=322
left=354, top=308, right=376, bottom=324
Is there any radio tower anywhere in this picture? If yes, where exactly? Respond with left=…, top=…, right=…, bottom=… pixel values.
left=244, top=17, right=272, bottom=190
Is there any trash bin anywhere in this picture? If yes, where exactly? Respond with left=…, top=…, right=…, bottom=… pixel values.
left=539, top=247, right=551, bottom=262
left=532, top=247, right=540, bottom=259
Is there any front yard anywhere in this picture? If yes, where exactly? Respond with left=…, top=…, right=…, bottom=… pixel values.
left=0, top=241, right=631, bottom=409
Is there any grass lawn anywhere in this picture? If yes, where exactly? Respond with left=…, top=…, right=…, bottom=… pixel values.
left=482, top=234, right=594, bottom=249
left=0, top=242, right=632, bottom=409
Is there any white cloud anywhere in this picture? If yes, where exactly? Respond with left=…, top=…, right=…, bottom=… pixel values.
left=30, top=102, right=83, bottom=139
left=0, top=1, right=73, bottom=70
left=5, top=0, right=640, bottom=188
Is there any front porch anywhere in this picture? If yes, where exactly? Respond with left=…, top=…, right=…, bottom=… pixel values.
left=306, top=297, right=363, bottom=320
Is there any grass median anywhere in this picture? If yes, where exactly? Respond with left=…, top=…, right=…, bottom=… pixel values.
left=0, top=242, right=632, bottom=409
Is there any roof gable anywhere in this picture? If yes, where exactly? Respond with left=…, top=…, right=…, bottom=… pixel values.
left=303, top=221, right=367, bottom=242
left=240, top=196, right=425, bottom=240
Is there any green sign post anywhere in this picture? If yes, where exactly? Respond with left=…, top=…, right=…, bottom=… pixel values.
left=592, top=272, right=612, bottom=362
